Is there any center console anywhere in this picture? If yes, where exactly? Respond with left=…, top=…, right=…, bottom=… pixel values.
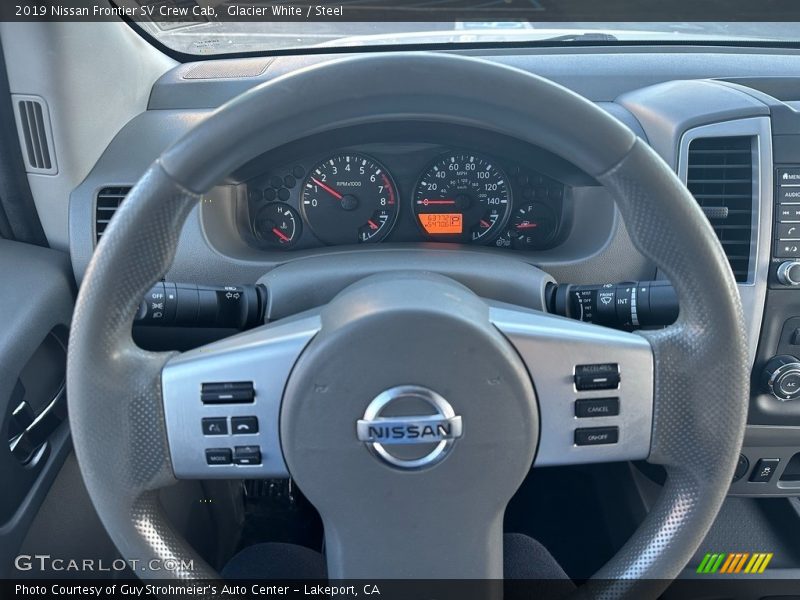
left=729, top=82, right=800, bottom=495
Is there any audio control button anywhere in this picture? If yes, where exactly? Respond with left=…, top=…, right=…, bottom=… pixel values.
left=779, top=186, right=800, bottom=203
left=205, top=448, right=232, bottom=466
left=778, top=204, right=800, bottom=223
left=778, top=168, right=800, bottom=183
left=233, top=446, right=261, bottom=465
left=777, top=261, right=800, bottom=286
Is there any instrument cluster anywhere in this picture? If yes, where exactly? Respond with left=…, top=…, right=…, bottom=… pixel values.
left=243, top=146, right=567, bottom=252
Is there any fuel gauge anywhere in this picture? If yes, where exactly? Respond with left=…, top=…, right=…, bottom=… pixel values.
left=254, top=203, right=301, bottom=248
left=510, top=203, right=557, bottom=249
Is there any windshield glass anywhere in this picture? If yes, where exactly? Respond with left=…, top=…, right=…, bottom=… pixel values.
left=123, top=1, right=800, bottom=56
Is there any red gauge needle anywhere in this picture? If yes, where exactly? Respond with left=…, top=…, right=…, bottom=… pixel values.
left=272, top=227, right=290, bottom=242
left=515, top=223, right=539, bottom=230
left=480, top=219, right=491, bottom=228
left=418, top=198, right=456, bottom=206
left=367, top=220, right=379, bottom=230
left=310, top=177, right=343, bottom=200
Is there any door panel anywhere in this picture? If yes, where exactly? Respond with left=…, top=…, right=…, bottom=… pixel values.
left=0, top=239, right=74, bottom=575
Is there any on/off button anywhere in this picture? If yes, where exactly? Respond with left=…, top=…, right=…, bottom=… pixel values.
left=575, top=427, right=619, bottom=446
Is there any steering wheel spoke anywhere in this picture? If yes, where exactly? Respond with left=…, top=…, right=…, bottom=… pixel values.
left=490, top=304, right=654, bottom=467
left=161, top=312, right=320, bottom=479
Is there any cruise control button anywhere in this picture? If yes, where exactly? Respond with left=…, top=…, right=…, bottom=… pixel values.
left=575, top=397, right=620, bottom=418
left=205, top=448, right=232, bottom=465
left=749, top=458, right=780, bottom=483
left=574, top=364, right=620, bottom=391
left=233, top=445, right=261, bottom=465
left=201, top=417, right=228, bottom=436
left=232, top=416, right=259, bottom=435
left=575, top=427, right=619, bottom=446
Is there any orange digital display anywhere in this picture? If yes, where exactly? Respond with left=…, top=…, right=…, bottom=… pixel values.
left=420, top=213, right=463, bottom=235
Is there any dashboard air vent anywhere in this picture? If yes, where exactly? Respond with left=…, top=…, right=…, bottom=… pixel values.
left=686, top=136, right=755, bottom=283
left=14, top=96, right=57, bottom=175
left=95, top=187, right=131, bottom=243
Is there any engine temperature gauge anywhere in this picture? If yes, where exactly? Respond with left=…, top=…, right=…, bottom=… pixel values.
left=253, top=203, right=301, bottom=248
left=510, top=203, right=557, bottom=249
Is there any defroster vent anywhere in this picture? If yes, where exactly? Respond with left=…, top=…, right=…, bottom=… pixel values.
left=686, top=136, right=756, bottom=283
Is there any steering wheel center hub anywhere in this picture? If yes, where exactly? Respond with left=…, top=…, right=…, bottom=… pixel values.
left=279, top=273, right=539, bottom=577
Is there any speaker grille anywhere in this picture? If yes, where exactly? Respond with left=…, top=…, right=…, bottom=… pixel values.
left=183, top=57, right=273, bottom=80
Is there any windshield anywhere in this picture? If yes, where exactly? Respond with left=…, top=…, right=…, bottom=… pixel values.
left=123, top=1, right=800, bottom=56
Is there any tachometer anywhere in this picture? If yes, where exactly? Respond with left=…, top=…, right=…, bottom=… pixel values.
left=412, top=153, right=511, bottom=243
left=301, top=153, right=398, bottom=245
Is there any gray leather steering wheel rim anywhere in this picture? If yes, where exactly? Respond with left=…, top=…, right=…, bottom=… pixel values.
left=67, top=53, right=748, bottom=596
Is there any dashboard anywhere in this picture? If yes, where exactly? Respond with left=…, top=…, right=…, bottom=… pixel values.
left=63, top=46, right=800, bottom=498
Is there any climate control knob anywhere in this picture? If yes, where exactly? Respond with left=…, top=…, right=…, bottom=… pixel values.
left=777, top=261, right=800, bottom=286
left=762, top=355, right=800, bottom=401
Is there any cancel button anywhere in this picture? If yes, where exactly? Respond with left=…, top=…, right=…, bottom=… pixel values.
left=575, top=397, right=620, bottom=418
left=575, top=426, right=619, bottom=446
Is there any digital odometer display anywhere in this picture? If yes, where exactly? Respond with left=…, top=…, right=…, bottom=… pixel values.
left=412, top=153, right=511, bottom=243
left=419, top=213, right=463, bottom=235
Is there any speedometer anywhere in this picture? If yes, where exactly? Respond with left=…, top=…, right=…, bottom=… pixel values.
left=412, top=153, right=511, bottom=243
left=301, top=153, right=398, bottom=245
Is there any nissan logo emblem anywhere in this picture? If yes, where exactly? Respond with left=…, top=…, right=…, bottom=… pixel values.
left=356, top=385, right=463, bottom=469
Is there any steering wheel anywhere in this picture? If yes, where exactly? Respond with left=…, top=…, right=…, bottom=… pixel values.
left=67, top=53, right=748, bottom=598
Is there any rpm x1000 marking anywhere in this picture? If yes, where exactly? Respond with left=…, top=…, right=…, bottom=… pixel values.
left=301, top=153, right=398, bottom=245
